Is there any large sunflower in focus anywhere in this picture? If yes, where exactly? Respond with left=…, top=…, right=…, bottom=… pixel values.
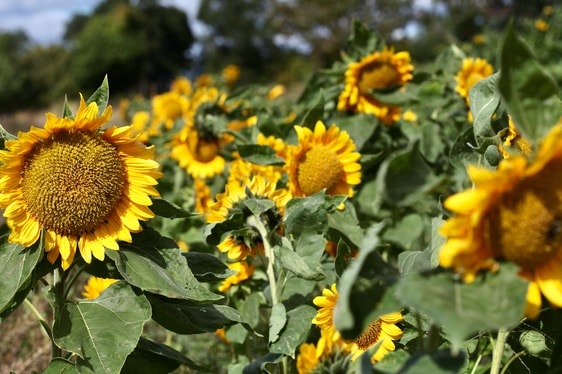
left=286, top=121, right=361, bottom=198
left=439, top=124, right=562, bottom=318
left=337, top=47, right=414, bottom=125
left=0, top=97, right=162, bottom=269
left=312, top=283, right=403, bottom=363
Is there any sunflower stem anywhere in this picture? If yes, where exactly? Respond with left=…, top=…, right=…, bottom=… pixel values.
left=490, top=328, right=508, bottom=374
left=247, top=215, right=278, bottom=305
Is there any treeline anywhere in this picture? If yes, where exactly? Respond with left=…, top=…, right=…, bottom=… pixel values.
left=0, top=0, right=550, bottom=112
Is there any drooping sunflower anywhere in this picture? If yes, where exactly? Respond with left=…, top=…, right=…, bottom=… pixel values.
left=286, top=121, right=361, bottom=198
left=312, top=283, right=403, bottom=363
left=218, top=260, right=255, bottom=292
left=337, top=46, right=414, bottom=125
left=206, top=175, right=292, bottom=260
left=439, top=123, right=562, bottom=318
left=170, top=123, right=226, bottom=179
left=0, top=96, right=162, bottom=269
left=82, top=276, right=119, bottom=300
left=455, top=57, right=494, bottom=104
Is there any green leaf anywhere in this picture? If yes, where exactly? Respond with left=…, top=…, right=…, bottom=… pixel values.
left=236, top=144, right=285, bottom=165
left=62, top=95, right=73, bottom=118
left=86, top=75, right=110, bottom=116
left=449, top=125, right=480, bottom=169
left=43, top=358, right=80, bottom=374
left=243, top=198, right=276, bottom=216
left=53, top=282, right=151, bottom=374
left=148, top=294, right=245, bottom=334
left=107, top=237, right=222, bottom=302
left=300, top=90, right=324, bottom=128
left=273, top=239, right=324, bottom=281
left=520, top=330, right=549, bottom=358
left=150, top=197, right=197, bottom=219
left=378, top=142, right=443, bottom=206
left=122, top=337, right=204, bottom=373
left=375, top=349, right=466, bottom=374
left=269, top=304, right=316, bottom=356
left=0, top=236, right=42, bottom=314
left=383, top=213, right=424, bottom=250
left=498, top=23, right=561, bottom=143
left=0, top=124, right=17, bottom=141
left=268, top=303, right=287, bottom=344
left=327, top=202, right=364, bottom=248
left=396, top=263, right=528, bottom=350
left=182, top=252, right=235, bottom=282
left=241, top=292, right=265, bottom=329
left=335, top=223, right=402, bottom=340
left=469, top=72, right=500, bottom=140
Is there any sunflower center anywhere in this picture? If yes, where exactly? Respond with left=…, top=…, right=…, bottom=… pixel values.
left=297, top=145, right=343, bottom=196
left=359, top=62, right=398, bottom=93
left=21, top=130, right=126, bottom=236
left=353, top=320, right=382, bottom=350
left=484, top=161, right=562, bottom=268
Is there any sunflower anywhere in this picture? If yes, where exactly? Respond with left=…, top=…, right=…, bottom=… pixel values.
left=535, top=19, right=549, bottom=32
left=286, top=121, right=361, bottom=199
left=170, top=76, right=193, bottom=96
left=297, top=327, right=353, bottom=374
left=218, top=260, right=255, bottom=292
left=227, top=155, right=284, bottom=186
left=206, top=175, right=291, bottom=260
left=499, top=117, right=532, bottom=159
left=193, top=178, right=213, bottom=214
left=82, top=276, right=118, bottom=300
left=337, top=46, right=414, bottom=125
left=455, top=57, right=494, bottom=105
left=0, top=96, right=162, bottom=269
left=170, top=123, right=226, bottom=179
left=439, top=124, right=562, bottom=318
left=312, top=283, right=403, bottom=363
left=151, top=91, right=189, bottom=130
left=222, top=64, right=241, bottom=86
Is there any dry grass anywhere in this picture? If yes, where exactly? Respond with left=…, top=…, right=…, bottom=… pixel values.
left=0, top=290, right=52, bottom=373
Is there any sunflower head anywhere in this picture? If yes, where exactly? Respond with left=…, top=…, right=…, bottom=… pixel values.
left=0, top=95, right=161, bottom=269
left=206, top=175, right=292, bottom=260
left=218, top=260, right=255, bottom=292
left=337, top=46, right=414, bottom=125
left=439, top=124, right=562, bottom=317
left=286, top=121, right=361, bottom=199
left=151, top=91, right=189, bottom=130
left=455, top=57, right=494, bottom=103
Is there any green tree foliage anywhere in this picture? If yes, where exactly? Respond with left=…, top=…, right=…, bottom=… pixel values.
left=0, top=32, right=72, bottom=112
left=67, top=0, right=193, bottom=94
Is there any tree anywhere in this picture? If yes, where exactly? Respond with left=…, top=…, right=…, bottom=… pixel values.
left=67, top=0, right=193, bottom=95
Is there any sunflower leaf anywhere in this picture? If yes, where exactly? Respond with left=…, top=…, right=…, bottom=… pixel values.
left=237, top=144, right=285, bottom=165
left=395, top=263, right=527, bottom=351
left=0, top=236, right=42, bottom=315
left=469, top=72, right=500, bottom=141
left=86, top=75, right=110, bottom=116
left=43, top=358, right=80, bottom=374
left=122, top=337, right=205, bottom=373
left=150, top=197, right=197, bottom=219
left=52, top=282, right=151, bottom=374
left=268, top=303, right=287, bottom=344
left=269, top=304, right=316, bottom=356
left=498, top=22, right=561, bottom=143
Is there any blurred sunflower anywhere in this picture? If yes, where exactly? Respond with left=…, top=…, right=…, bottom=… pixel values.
left=455, top=57, right=493, bottom=105
left=286, top=121, right=361, bottom=198
left=337, top=46, right=414, bottom=125
left=82, top=276, right=118, bottom=300
left=535, top=19, right=549, bottom=32
left=0, top=96, right=161, bottom=269
left=193, top=178, right=213, bottom=214
left=228, top=156, right=284, bottom=185
left=151, top=91, right=189, bottom=130
left=170, top=76, right=193, bottom=95
left=218, top=260, right=255, bottom=292
left=312, top=283, right=403, bottom=363
left=170, top=123, right=226, bottom=179
left=499, top=117, right=532, bottom=159
left=222, top=64, right=241, bottom=86
left=439, top=124, right=562, bottom=318
left=206, top=175, right=291, bottom=260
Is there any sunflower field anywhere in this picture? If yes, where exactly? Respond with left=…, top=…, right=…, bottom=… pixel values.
left=2, top=6, right=562, bottom=374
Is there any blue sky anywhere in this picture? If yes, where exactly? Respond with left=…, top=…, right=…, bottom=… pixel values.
left=0, top=0, right=202, bottom=45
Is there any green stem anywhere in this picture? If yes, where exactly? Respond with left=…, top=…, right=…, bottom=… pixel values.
left=50, top=268, right=64, bottom=358
left=500, top=351, right=525, bottom=374
left=24, top=298, right=51, bottom=339
left=490, top=328, right=508, bottom=374
left=247, top=215, right=277, bottom=305
left=64, top=263, right=86, bottom=299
